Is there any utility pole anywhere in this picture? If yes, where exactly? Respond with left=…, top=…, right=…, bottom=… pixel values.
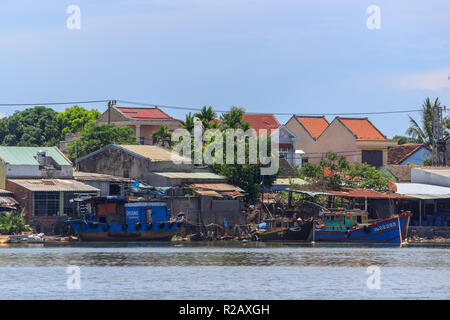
left=432, top=104, right=447, bottom=166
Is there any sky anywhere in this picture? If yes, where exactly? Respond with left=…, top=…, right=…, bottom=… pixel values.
left=0, top=0, right=449, bottom=138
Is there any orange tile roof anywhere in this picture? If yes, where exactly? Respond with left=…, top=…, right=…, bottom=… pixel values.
left=388, top=144, right=428, bottom=165
left=338, top=118, right=386, bottom=141
left=296, top=116, right=329, bottom=139
left=243, top=114, right=280, bottom=135
left=115, top=106, right=179, bottom=122
left=330, top=188, right=412, bottom=199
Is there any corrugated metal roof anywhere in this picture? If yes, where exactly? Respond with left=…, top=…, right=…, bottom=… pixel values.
left=154, top=172, right=225, bottom=179
left=0, top=196, right=18, bottom=207
left=118, top=145, right=192, bottom=163
left=8, top=179, right=100, bottom=192
left=273, top=178, right=307, bottom=185
left=191, top=183, right=244, bottom=197
left=0, top=146, right=71, bottom=166
left=395, top=183, right=450, bottom=199
left=191, top=183, right=244, bottom=192
left=73, top=171, right=130, bottom=182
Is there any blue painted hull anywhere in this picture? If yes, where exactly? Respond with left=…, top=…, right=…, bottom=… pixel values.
left=313, top=212, right=412, bottom=244
left=66, top=220, right=183, bottom=241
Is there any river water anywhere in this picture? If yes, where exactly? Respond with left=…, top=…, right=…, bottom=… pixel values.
left=0, top=241, right=448, bottom=300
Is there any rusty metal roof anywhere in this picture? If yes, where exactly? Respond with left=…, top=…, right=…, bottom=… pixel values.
left=8, top=179, right=100, bottom=192
left=0, top=196, right=18, bottom=207
left=154, top=172, right=226, bottom=180
left=73, top=171, right=131, bottom=182
left=328, top=188, right=412, bottom=199
left=191, top=183, right=244, bottom=197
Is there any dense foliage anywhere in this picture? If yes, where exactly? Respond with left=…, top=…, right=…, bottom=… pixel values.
left=0, top=212, right=32, bottom=235
left=56, top=105, right=101, bottom=139
left=173, top=106, right=279, bottom=204
left=299, top=151, right=391, bottom=191
left=0, top=106, right=61, bottom=146
left=67, top=123, right=138, bottom=162
left=0, top=105, right=101, bottom=147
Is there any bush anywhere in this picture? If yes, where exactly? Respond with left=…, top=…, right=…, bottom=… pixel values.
left=0, top=212, right=33, bottom=235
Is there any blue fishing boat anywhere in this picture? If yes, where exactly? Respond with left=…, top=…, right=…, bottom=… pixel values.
left=65, top=197, right=184, bottom=241
left=313, top=210, right=412, bottom=244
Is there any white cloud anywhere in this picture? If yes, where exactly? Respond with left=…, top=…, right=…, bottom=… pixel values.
left=393, top=67, right=450, bottom=92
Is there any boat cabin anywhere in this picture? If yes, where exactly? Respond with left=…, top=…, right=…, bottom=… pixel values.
left=262, top=217, right=304, bottom=231
left=124, top=202, right=172, bottom=224
left=73, top=197, right=174, bottom=225
left=321, top=210, right=368, bottom=231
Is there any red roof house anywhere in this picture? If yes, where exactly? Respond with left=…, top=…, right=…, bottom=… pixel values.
left=97, top=106, right=180, bottom=145
left=286, top=116, right=396, bottom=168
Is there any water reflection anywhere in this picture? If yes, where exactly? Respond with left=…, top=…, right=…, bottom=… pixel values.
left=0, top=241, right=448, bottom=268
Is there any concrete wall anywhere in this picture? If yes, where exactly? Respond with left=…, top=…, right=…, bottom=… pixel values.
left=5, top=164, right=73, bottom=179
left=411, top=168, right=450, bottom=187
left=78, top=146, right=193, bottom=185
left=285, top=117, right=392, bottom=166
left=285, top=117, right=321, bottom=162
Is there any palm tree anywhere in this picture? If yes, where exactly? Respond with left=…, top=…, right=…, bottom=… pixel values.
left=406, top=97, right=440, bottom=147
left=194, top=106, right=217, bottom=129
left=179, top=112, right=195, bottom=132
left=152, top=125, right=171, bottom=146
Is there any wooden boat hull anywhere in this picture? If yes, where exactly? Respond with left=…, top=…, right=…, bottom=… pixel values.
left=66, top=220, right=181, bottom=242
left=256, top=221, right=313, bottom=242
left=313, top=212, right=412, bottom=244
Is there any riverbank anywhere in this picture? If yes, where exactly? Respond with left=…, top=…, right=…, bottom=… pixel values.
left=407, top=227, right=450, bottom=243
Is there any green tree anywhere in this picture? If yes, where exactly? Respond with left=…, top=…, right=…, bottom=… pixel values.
left=0, top=106, right=61, bottom=146
left=298, top=151, right=390, bottom=191
left=220, top=106, right=250, bottom=130
left=179, top=112, right=196, bottom=132
left=392, top=135, right=419, bottom=145
left=56, top=105, right=101, bottom=138
left=298, top=163, right=323, bottom=179
left=67, top=123, right=138, bottom=162
left=152, top=125, right=172, bottom=146
left=406, top=97, right=439, bottom=147
left=423, top=157, right=432, bottom=166
left=212, top=111, right=278, bottom=203
left=0, top=212, right=32, bottom=235
left=194, top=106, right=218, bottom=129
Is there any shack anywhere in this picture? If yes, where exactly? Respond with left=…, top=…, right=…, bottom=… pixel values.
left=6, top=179, right=99, bottom=233
left=166, top=183, right=245, bottom=236
left=77, top=144, right=227, bottom=186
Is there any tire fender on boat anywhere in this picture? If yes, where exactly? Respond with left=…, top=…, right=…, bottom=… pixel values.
left=122, top=224, right=128, bottom=231
left=135, top=222, right=142, bottom=231
left=147, top=223, right=153, bottom=230
left=363, top=226, right=370, bottom=233
left=102, top=224, right=110, bottom=232
left=159, top=222, right=165, bottom=229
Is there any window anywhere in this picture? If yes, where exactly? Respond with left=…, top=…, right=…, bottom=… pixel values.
left=34, top=192, right=60, bottom=216
left=361, top=150, right=383, bottom=168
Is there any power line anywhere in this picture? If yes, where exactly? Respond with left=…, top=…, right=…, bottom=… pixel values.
left=0, top=100, right=109, bottom=107
left=0, top=98, right=441, bottom=116
left=117, top=99, right=424, bottom=116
